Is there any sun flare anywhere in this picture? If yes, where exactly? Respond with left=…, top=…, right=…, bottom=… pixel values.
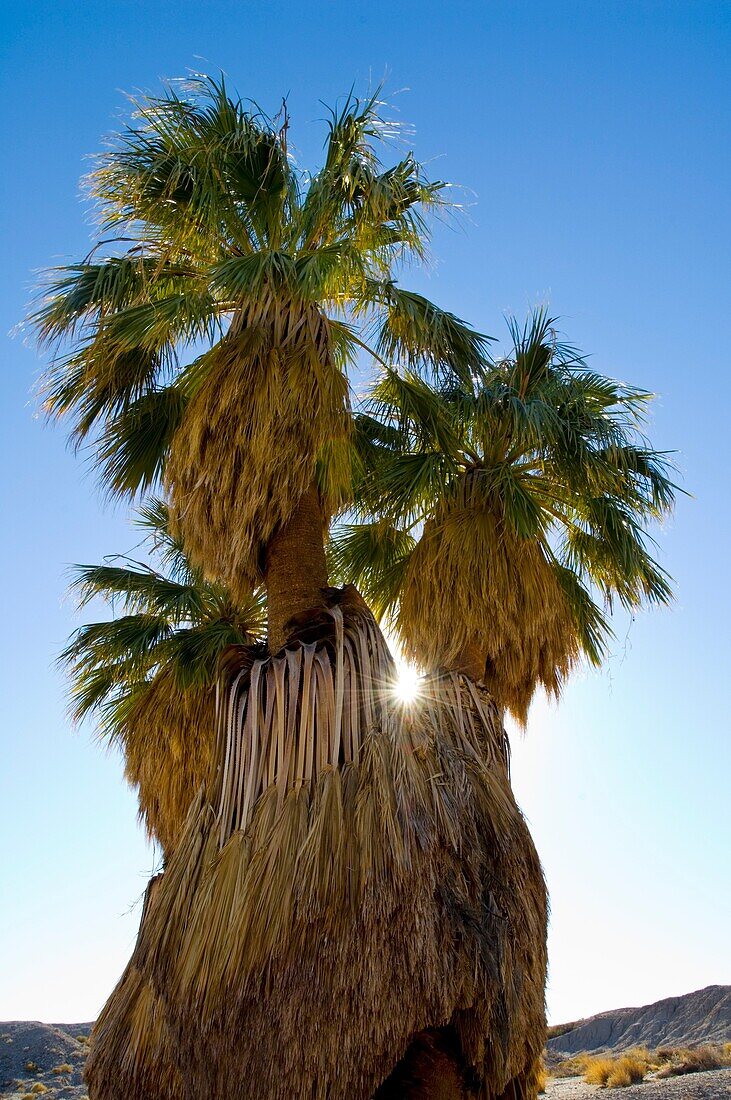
left=393, top=661, right=422, bottom=704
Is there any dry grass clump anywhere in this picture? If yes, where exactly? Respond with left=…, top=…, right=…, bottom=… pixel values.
left=52, top=1063, right=73, bottom=1074
left=606, top=1054, right=647, bottom=1087
left=656, top=1043, right=731, bottom=1077
left=550, top=1053, right=592, bottom=1078
left=583, top=1052, right=647, bottom=1088
left=28, top=1085, right=48, bottom=1094
left=583, top=1056, right=616, bottom=1086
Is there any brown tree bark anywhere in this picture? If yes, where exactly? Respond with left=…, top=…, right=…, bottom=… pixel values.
left=453, top=637, right=486, bottom=683
left=264, top=481, right=328, bottom=652
left=375, top=1028, right=466, bottom=1098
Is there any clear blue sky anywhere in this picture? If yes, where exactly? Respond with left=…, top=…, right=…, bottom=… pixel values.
left=1, top=0, right=729, bottom=1025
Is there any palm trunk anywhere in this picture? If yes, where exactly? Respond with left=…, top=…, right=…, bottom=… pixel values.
left=264, top=481, right=328, bottom=652
left=454, top=637, right=485, bottom=683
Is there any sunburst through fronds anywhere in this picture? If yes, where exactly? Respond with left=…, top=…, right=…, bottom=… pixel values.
left=333, top=309, right=678, bottom=721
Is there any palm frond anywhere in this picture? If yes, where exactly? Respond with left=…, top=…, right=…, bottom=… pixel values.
left=347, top=311, right=678, bottom=718
left=98, top=385, right=188, bottom=497
left=372, top=284, right=492, bottom=384
left=328, top=523, right=414, bottom=619
left=62, top=501, right=265, bottom=851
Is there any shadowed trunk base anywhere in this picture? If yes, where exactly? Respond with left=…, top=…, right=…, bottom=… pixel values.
left=375, top=1028, right=466, bottom=1098
left=454, top=638, right=486, bottom=684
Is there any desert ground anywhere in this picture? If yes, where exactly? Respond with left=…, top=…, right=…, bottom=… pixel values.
left=546, top=1068, right=731, bottom=1098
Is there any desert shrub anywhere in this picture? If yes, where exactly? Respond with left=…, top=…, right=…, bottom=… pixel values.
left=624, top=1046, right=652, bottom=1066
left=584, top=1056, right=616, bottom=1086
left=52, top=1062, right=73, bottom=1074
left=606, top=1065, right=633, bottom=1088
left=29, top=1085, right=48, bottom=1094
left=656, top=1043, right=731, bottom=1077
left=582, top=1052, right=647, bottom=1088
left=606, top=1054, right=647, bottom=1088
left=24, top=1061, right=38, bottom=1073
left=551, top=1053, right=592, bottom=1078
left=21, top=1093, right=37, bottom=1099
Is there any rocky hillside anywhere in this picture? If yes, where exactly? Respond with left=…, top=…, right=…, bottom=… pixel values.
left=548, top=986, right=731, bottom=1055
left=0, top=1021, right=91, bottom=1098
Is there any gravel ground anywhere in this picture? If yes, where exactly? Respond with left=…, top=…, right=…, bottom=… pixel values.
left=546, top=1068, right=731, bottom=1099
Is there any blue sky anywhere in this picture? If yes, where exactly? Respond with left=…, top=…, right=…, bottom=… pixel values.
left=1, top=0, right=729, bottom=1024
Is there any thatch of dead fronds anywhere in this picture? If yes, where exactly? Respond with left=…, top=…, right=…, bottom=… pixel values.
left=85, top=878, right=184, bottom=1100
left=332, top=310, right=677, bottom=723
left=97, top=593, right=547, bottom=1100
left=119, top=671, right=217, bottom=854
left=60, top=499, right=265, bottom=854
left=165, top=302, right=350, bottom=602
left=399, top=507, right=580, bottom=724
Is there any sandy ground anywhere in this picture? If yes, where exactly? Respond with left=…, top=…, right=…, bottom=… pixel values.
left=546, top=1067, right=731, bottom=1099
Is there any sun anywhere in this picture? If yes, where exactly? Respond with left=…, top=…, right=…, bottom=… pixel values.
left=393, top=660, right=422, bottom=705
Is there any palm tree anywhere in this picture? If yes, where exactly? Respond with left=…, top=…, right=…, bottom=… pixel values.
left=332, top=311, right=677, bottom=721
left=62, top=498, right=264, bottom=855
left=33, top=75, right=490, bottom=650
left=63, top=499, right=263, bottom=1100
left=33, top=77, right=550, bottom=1099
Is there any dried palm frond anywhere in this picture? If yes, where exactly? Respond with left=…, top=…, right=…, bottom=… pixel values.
left=62, top=500, right=265, bottom=853
left=95, top=594, right=547, bottom=1100
left=32, top=76, right=490, bottom=598
left=118, top=671, right=217, bottom=854
left=398, top=509, right=581, bottom=725
left=334, top=310, right=678, bottom=720
left=84, top=877, right=183, bottom=1100
left=165, top=301, right=349, bottom=600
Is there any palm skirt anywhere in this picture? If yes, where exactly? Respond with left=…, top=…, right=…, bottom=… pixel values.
left=85, top=589, right=547, bottom=1100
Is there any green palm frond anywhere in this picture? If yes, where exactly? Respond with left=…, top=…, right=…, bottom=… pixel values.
left=340, top=311, right=678, bottom=719
left=97, top=385, right=188, bottom=498
left=328, top=522, right=415, bottom=620
left=32, top=75, right=491, bottom=594
left=370, top=284, right=492, bottom=384
left=61, top=498, right=265, bottom=851
left=71, top=564, right=207, bottom=622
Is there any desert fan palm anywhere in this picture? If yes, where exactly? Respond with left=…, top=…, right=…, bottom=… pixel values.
left=332, top=311, right=677, bottom=720
left=33, top=75, right=491, bottom=648
left=62, top=498, right=264, bottom=854
left=34, top=76, right=562, bottom=1100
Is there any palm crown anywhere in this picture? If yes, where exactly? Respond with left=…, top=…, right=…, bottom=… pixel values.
left=61, top=499, right=264, bottom=853
left=33, top=76, right=489, bottom=636
left=332, top=311, right=677, bottom=720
